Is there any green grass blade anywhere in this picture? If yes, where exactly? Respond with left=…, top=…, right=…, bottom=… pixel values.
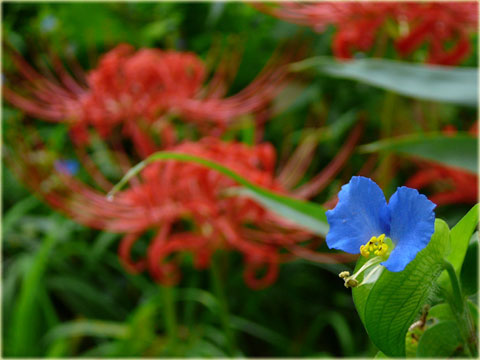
left=107, top=152, right=329, bottom=236
left=8, top=215, right=65, bottom=356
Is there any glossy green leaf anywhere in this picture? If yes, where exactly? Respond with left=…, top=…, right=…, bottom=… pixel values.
left=291, top=57, right=477, bottom=106
left=416, top=321, right=462, bottom=357
left=438, top=204, right=479, bottom=289
left=108, top=151, right=329, bottom=236
left=449, top=205, right=479, bottom=274
left=352, top=219, right=450, bottom=357
left=360, top=133, right=477, bottom=175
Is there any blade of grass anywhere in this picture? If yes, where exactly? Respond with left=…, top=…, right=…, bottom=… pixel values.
left=107, top=152, right=329, bottom=236
left=9, top=215, right=65, bottom=356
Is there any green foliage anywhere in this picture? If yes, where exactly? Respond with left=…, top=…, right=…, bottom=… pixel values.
left=361, top=134, right=478, bottom=175
left=350, top=206, right=479, bottom=357
left=352, top=219, right=450, bottom=357
left=447, top=205, right=479, bottom=275
left=2, top=2, right=477, bottom=358
left=416, top=321, right=462, bottom=357
left=292, top=57, right=478, bottom=106
left=460, top=236, right=478, bottom=296
left=437, top=204, right=479, bottom=295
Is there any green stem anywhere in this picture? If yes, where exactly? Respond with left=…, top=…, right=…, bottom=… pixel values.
left=443, top=261, right=463, bottom=313
left=210, top=253, right=236, bottom=356
left=184, top=272, right=200, bottom=327
left=162, top=285, right=177, bottom=354
left=377, top=91, right=396, bottom=190
left=443, top=260, right=477, bottom=357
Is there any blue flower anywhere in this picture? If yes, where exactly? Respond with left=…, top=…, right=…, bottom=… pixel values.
left=326, top=176, right=436, bottom=273
left=54, top=159, right=79, bottom=175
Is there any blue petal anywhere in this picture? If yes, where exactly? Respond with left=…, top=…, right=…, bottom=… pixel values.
left=55, top=159, right=79, bottom=175
left=382, top=187, right=436, bottom=272
left=326, top=176, right=390, bottom=254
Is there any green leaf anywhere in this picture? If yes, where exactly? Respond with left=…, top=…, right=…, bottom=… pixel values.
left=428, top=303, right=454, bottom=322
left=117, top=293, right=160, bottom=356
left=45, top=320, right=128, bottom=342
left=416, top=321, right=462, bottom=357
left=291, top=57, right=477, bottom=106
left=352, top=219, right=450, bottom=357
left=8, top=215, right=66, bottom=356
left=230, top=316, right=288, bottom=350
left=438, top=204, right=479, bottom=289
left=467, top=300, right=478, bottom=328
left=460, top=234, right=478, bottom=296
left=360, top=133, right=477, bottom=175
left=3, top=195, right=41, bottom=234
left=47, top=275, right=125, bottom=319
left=108, top=151, right=329, bottom=236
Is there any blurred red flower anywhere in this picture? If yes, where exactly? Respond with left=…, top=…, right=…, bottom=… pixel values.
left=256, top=2, right=477, bottom=65
left=406, top=164, right=477, bottom=206
left=4, top=42, right=300, bottom=156
left=7, top=133, right=352, bottom=289
left=405, top=124, right=478, bottom=206
left=4, top=37, right=360, bottom=290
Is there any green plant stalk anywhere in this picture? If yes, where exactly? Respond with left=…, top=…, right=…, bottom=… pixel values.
left=162, top=285, right=178, bottom=354
left=210, top=253, right=236, bottom=356
left=377, top=91, right=396, bottom=191
left=184, top=272, right=200, bottom=327
left=443, top=260, right=478, bottom=357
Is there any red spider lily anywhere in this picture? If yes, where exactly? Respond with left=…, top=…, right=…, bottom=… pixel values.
left=405, top=124, right=478, bottom=206
left=4, top=42, right=302, bottom=157
left=255, top=2, right=477, bottom=65
left=405, top=163, right=477, bottom=206
left=6, top=132, right=353, bottom=289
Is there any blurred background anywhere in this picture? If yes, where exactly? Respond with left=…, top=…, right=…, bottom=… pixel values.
left=2, top=2, right=478, bottom=357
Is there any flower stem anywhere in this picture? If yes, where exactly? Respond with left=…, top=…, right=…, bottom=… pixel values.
left=378, top=91, right=396, bottom=190
left=162, top=285, right=178, bottom=354
left=210, top=252, right=236, bottom=356
left=443, top=260, right=477, bottom=357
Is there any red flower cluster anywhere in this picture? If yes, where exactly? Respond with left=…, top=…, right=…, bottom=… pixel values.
left=256, top=2, right=477, bottom=65
left=405, top=124, right=478, bottom=206
left=406, top=164, right=477, bottom=206
left=4, top=43, right=297, bottom=156
left=4, top=38, right=360, bottom=290
left=7, top=132, right=352, bottom=289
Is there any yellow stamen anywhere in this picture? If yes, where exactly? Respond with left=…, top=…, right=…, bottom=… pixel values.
left=360, top=245, right=370, bottom=257
left=360, top=234, right=388, bottom=258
